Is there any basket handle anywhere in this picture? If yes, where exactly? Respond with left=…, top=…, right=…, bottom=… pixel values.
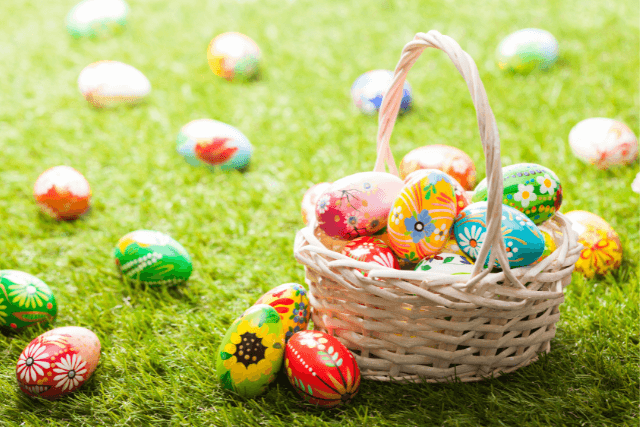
left=374, top=30, right=523, bottom=286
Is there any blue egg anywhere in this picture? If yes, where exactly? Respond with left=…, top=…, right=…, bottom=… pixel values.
left=351, top=70, right=412, bottom=115
left=453, top=202, right=545, bottom=268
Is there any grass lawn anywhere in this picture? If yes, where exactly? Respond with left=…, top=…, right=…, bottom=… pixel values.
left=0, top=0, right=638, bottom=425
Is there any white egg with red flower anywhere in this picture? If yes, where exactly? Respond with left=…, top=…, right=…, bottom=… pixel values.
left=16, top=327, right=101, bottom=400
left=569, top=118, right=638, bottom=169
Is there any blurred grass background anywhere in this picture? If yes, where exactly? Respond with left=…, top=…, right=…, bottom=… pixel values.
left=0, top=0, right=638, bottom=425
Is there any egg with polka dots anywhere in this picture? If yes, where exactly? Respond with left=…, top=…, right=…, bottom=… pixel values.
left=285, top=330, right=361, bottom=408
left=0, top=270, right=57, bottom=331
left=472, top=163, right=562, bottom=225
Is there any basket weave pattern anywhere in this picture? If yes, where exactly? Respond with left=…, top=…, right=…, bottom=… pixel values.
left=294, top=31, right=582, bottom=383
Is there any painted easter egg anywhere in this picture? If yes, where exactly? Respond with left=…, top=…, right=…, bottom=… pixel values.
left=17, top=326, right=101, bottom=399
left=472, top=163, right=562, bottom=225
left=207, top=32, right=261, bottom=81
left=415, top=253, right=474, bottom=275
left=387, top=170, right=457, bottom=264
left=533, top=230, right=557, bottom=264
left=351, top=70, right=412, bottom=115
left=497, top=28, right=559, bottom=73
left=0, top=271, right=57, bottom=331
left=78, top=61, right=150, bottom=108
left=285, top=330, right=360, bottom=408
left=400, top=145, right=476, bottom=191
left=301, top=182, right=332, bottom=225
left=454, top=202, right=545, bottom=268
left=313, top=226, right=349, bottom=253
left=254, top=283, right=310, bottom=342
left=316, top=172, right=403, bottom=240
left=34, top=166, right=91, bottom=221
left=114, top=230, right=192, bottom=286
left=564, top=210, right=622, bottom=278
left=176, top=119, right=253, bottom=172
left=441, top=238, right=468, bottom=258
left=216, top=304, right=285, bottom=398
left=342, top=237, right=399, bottom=276
left=404, top=169, right=470, bottom=217
left=66, top=0, right=128, bottom=38
left=568, top=118, right=638, bottom=169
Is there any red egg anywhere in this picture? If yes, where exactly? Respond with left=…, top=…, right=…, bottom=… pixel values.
left=33, top=166, right=91, bottom=220
left=285, top=331, right=361, bottom=408
left=342, top=236, right=399, bottom=276
left=400, top=144, right=476, bottom=191
left=16, top=326, right=101, bottom=399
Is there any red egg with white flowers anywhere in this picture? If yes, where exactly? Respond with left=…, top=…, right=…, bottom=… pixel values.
left=342, top=236, right=399, bottom=276
left=33, top=166, right=91, bottom=220
left=285, top=331, right=361, bottom=408
left=16, top=326, right=101, bottom=399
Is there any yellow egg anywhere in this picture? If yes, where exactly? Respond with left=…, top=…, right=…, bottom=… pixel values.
left=254, top=283, right=310, bottom=342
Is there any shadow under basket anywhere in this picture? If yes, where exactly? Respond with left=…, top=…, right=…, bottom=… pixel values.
left=293, top=30, right=582, bottom=383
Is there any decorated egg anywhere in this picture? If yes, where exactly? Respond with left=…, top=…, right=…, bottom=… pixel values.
left=316, top=171, right=403, bottom=240
left=441, top=238, right=468, bottom=257
left=301, top=182, right=332, bottom=225
left=176, top=119, right=253, bottom=171
left=568, top=118, right=638, bottom=169
left=454, top=202, right=545, bottom=268
left=342, top=237, right=399, bottom=276
left=313, top=226, right=349, bottom=253
left=207, top=32, right=261, bottom=81
left=216, top=304, right=285, bottom=398
left=66, top=0, right=128, bottom=38
left=400, top=145, right=476, bottom=191
left=78, top=61, right=150, bottom=108
left=404, top=169, right=470, bottom=217
left=285, top=330, right=360, bottom=408
left=472, top=163, right=562, bottom=225
left=254, top=283, right=310, bottom=342
left=533, top=230, right=557, bottom=264
left=34, top=165, right=91, bottom=221
left=387, top=170, right=457, bottom=264
left=0, top=270, right=57, bottom=331
left=351, top=70, right=412, bottom=115
left=415, top=253, right=474, bottom=275
left=564, top=210, right=622, bottom=278
left=114, top=230, right=192, bottom=286
left=497, top=28, right=559, bottom=73
left=17, top=326, right=101, bottom=399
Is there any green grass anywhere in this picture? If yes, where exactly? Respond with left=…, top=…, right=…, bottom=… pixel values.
left=0, top=0, right=638, bottom=425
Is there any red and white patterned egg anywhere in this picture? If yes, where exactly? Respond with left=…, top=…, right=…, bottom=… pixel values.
left=285, top=331, right=361, bottom=408
left=316, top=172, right=403, bottom=240
left=16, top=326, right=101, bottom=399
left=341, top=236, right=399, bottom=276
left=33, top=166, right=91, bottom=220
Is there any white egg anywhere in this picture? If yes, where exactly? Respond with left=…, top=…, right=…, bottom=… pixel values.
left=78, top=61, right=151, bottom=108
left=569, top=118, right=638, bottom=169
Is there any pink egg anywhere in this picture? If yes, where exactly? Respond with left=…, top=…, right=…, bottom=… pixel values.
left=301, top=182, right=332, bottom=225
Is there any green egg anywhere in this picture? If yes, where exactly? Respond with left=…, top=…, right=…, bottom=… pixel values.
left=114, top=230, right=192, bottom=286
left=216, top=304, right=285, bottom=398
left=0, top=270, right=57, bottom=331
left=472, top=163, right=562, bottom=225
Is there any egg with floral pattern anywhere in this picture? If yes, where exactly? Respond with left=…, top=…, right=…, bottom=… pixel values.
left=207, top=32, right=261, bottom=81
left=351, top=69, right=412, bottom=115
left=16, top=326, right=101, bottom=399
left=454, top=202, right=545, bottom=268
left=569, top=118, right=638, bottom=169
left=404, top=169, right=470, bottom=217
left=114, top=230, right=192, bottom=286
left=0, top=270, right=57, bottom=331
left=472, top=163, right=562, bottom=225
left=177, top=119, right=253, bottom=171
left=216, top=304, right=285, bottom=398
left=301, top=182, right=332, bottom=225
left=34, top=165, right=91, bottom=220
left=387, top=170, right=457, bottom=264
left=564, top=210, right=622, bottom=278
left=254, top=283, right=310, bottom=342
left=316, top=172, right=403, bottom=240
left=285, top=331, right=361, bottom=408
left=78, top=61, right=151, bottom=108
left=66, top=0, right=128, bottom=39
left=341, top=236, right=399, bottom=277
left=400, top=145, right=476, bottom=191
left=415, top=253, right=475, bottom=275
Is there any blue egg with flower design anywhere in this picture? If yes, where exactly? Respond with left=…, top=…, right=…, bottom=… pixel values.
left=253, top=283, right=310, bottom=342
left=453, top=202, right=545, bottom=268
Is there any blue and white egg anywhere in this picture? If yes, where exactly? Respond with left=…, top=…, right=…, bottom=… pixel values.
left=351, top=70, right=412, bottom=115
left=453, top=202, right=545, bottom=268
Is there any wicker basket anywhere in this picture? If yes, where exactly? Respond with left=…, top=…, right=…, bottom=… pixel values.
left=294, top=31, right=583, bottom=383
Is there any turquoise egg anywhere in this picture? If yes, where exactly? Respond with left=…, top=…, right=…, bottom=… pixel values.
left=472, top=163, right=562, bottom=225
left=453, top=202, right=545, bottom=268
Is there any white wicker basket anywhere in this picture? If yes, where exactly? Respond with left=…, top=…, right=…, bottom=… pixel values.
left=294, top=30, right=582, bottom=383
